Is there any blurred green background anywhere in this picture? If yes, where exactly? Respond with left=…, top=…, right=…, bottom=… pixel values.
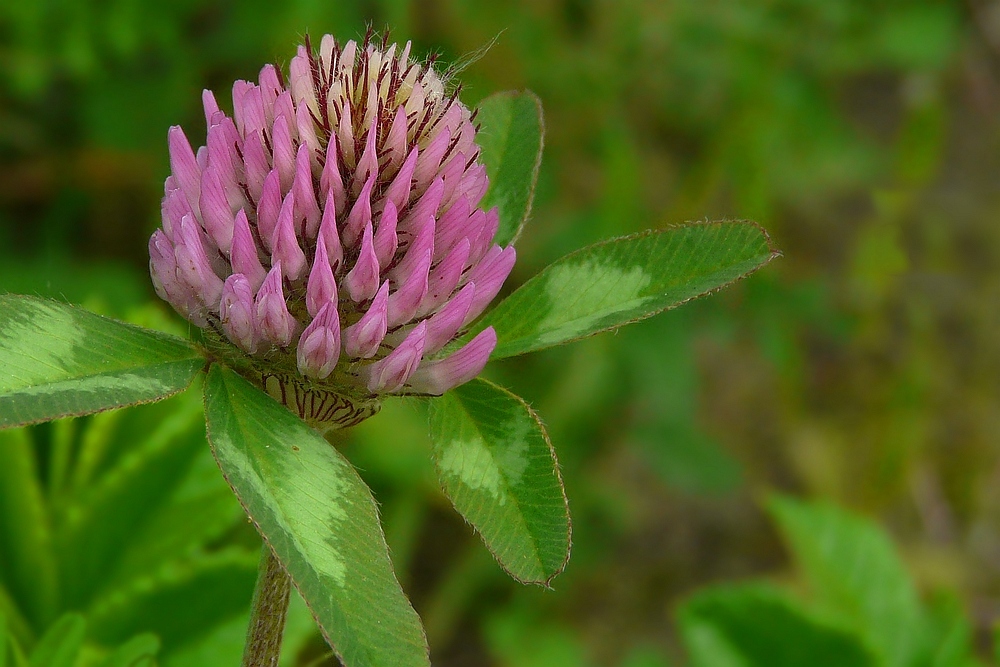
left=2, top=0, right=999, bottom=665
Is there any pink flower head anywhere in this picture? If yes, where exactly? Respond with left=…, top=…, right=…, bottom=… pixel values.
left=149, top=34, right=510, bottom=423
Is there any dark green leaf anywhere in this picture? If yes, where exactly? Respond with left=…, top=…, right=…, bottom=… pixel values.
left=428, top=378, right=569, bottom=585
left=1, top=607, right=7, bottom=667
left=0, top=585, right=32, bottom=656
left=28, top=614, right=84, bottom=667
left=97, top=634, right=159, bottom=667
left=473, top=221, right=779, bottom=359
left=680, top=584, right=877, bottom=667
left=112, top=486, right=245, bottom=587
left=767, top=495, right=924, bottom=667
left=476, top=91, right=544, bottom=246
left=54, top=389, right=208, bottom=608
left=87, top=548, right=257, bottom=650
left=0, top=428, right=57, bottom=628
left=0, top=295, right=204, bottom=429
left=203, top=365, right=429, bottom=667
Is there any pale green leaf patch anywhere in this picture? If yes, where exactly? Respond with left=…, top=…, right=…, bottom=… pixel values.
left=429, top=378, right=569, bottom=585
left=472, top=220, right=779, bottom=359
left=0, top=295, right=205, bottom=429
left=203, top=365, right=429, bottom=667
left=476, top=91, right=544, bottom=246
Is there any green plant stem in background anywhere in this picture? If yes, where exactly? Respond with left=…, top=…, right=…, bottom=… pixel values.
left=242, top=546, right=291, bottom=667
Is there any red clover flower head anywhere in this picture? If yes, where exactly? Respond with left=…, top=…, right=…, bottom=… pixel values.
left=149, top=33, right=512, bottom=426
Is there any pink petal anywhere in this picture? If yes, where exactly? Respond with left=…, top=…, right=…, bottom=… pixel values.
left=387, top=249, right=431, bottom=328
left=270, top=191, right=307, bottom=281
left=230, top=209, right=267, bottom=291
left=343, top=281, right=389, bottom=359
left=306, top=234, right=338, bottom=318
left=343, top=220, right=380, bottom=302
left=363, top=321, right=427, bottom=393
left=168, top=126, right=201, bottom=211
left=255, top=263, right=298, bottom=347
left=406, top=327, right=497, bottom=395
left=220, top=274, right=259, bottom=352
left=423, top=281, right=475, bottom=353
left=297, top=302, right=341, bottom=379
left=343, top=176, right=374, bottom=247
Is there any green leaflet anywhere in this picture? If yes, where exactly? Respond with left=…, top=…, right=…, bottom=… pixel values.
left=428, top=378, right=569, bottom=585
left=679, top=584, right=877, bottom=667
left=767, top=495, right=925, bottom=667
left=476, top=91, right=544, bottom=246
left=473, top=221, right=779, bottom=359
left=27, top=614, right=84, bottom=667
left=203, top=365, right=429, bottom=667
left=0, top=295, right=204, bottom=429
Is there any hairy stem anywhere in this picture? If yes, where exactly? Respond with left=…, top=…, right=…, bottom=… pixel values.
left=242, top=545, right=292, bottom=667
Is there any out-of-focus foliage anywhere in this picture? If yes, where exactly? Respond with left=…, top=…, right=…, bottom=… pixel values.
left=680, top=497, right=988, bottom=667
left=2, top=0, right=999, bottom=664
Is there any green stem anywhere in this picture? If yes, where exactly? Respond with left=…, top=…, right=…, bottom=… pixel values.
left=242, top=545, right=292, bottom=667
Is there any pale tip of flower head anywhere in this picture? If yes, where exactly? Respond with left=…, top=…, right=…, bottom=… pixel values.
left=364, top=321, right=427, bottom=393
left=297, top=301, right=341, bottom=379
left=407, top=327, right=498, bottom=395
